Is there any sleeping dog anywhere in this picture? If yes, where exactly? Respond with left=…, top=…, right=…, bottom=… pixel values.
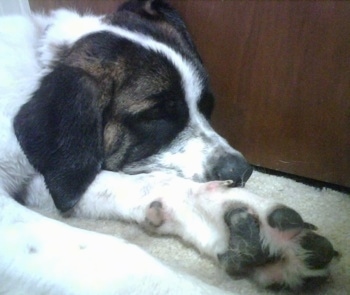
left=0, top=0, right=338, bottom=293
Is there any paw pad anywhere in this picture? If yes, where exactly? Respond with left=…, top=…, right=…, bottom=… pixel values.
left=300, top=232, right=339, bottom=270
left=219, top=207, right=272, bottom=275
left=268, top=206, right=304, bottom=231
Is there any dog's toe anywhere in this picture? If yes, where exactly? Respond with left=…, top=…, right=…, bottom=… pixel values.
left=268, top=206, right=304, bottom=231
left=300, top=231, right=339, bottom=270
left=267, top=206, right=338, bottom=270
left=257, top=206, right=338, bottom=290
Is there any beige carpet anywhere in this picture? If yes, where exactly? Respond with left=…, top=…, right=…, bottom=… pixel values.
left=37, top=171, right=350, bottom=295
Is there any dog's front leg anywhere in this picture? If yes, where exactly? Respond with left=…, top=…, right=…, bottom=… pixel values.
left=26, top=171, right=338, bottom=290
left=82, top=172, right=338, bottom=290
left=69, top=172, right=339, bottom=290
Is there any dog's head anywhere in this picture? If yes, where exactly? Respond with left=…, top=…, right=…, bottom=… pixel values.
left=14, top=0, right=252, bottom=212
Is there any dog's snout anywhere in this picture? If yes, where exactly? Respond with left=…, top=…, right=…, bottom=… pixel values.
left=211, top=154, right=253, bottom=187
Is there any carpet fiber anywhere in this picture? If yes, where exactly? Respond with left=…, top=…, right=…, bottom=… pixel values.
left=38, top=171, right=350, bottom=294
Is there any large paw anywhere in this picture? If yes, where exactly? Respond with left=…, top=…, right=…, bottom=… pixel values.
left=218, top=205, right=339, bottom=290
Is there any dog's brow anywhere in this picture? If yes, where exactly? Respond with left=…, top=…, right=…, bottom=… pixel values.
left=127, top=99, right=157, bottom=115
left=100, top=25, right=203, bottom=116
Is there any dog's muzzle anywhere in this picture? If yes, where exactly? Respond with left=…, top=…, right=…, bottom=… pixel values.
left=208, top=154, right=253, bottom=187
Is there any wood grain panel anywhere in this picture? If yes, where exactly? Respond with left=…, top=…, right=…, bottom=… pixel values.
left=29, top=0, right=350, bottom=187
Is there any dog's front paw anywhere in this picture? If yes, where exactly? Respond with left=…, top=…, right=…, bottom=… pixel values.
left=138, top=179, right=338, bottom=291
left=218, top=205, right=339, bottom=290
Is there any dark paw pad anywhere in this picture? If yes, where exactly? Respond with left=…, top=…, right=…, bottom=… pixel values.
left=300, top=232, right=339, bottom=270
left=267, top=206, right=317, bottom=239
left=268, top=206, right=304, bottom=231
left=219, top=207, right=274, bottom=275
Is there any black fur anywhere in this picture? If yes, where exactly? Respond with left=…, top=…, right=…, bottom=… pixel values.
left=14, top=65, right=103, bottom=212
left=198, top=89, right=215, bottom=120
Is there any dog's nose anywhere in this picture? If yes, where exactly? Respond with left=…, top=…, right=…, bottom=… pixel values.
left=211, top=154, right=253, bottom=187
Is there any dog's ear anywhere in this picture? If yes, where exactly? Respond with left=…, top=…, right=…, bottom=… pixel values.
left=118, top=0, right=165, bottom=18
left=117, top=0, right=202, bottom=61
left=14, top=64, right=105, bottom=212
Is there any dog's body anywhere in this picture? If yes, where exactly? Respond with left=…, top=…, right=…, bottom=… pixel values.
left=0, top=1, right=337, bottom=294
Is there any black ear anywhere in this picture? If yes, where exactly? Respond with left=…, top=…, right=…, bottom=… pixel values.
left=14, top=65, right=104, bottom=212
left=118, top=0, right=166, bottom=18
left=118, top=0, right=202, bottom=61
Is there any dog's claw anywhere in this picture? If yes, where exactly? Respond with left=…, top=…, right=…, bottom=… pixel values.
left=303, top=222, right=318, bottom=230
left=222, top=180, right=234, bottom=187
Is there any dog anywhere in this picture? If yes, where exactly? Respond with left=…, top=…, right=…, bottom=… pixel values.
left=0, top=0, right=338, bottom=294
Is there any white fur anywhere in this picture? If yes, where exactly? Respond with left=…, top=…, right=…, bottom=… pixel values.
left=0, top=9, right=329, bottom=294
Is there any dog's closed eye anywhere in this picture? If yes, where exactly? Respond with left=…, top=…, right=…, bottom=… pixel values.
left=138, top=106, right=166, bottom=121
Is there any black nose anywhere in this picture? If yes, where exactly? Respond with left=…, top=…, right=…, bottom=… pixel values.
left=210, top=154, right=253, bottom=187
